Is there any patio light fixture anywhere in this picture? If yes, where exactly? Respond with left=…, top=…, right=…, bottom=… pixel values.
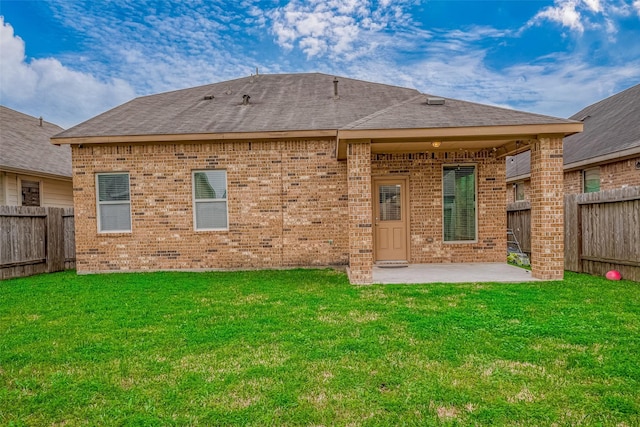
left=431, top=141, right=441, bottom=148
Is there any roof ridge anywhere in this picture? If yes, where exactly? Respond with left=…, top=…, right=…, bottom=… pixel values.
left=342, top=94, right=425, bottom=130
left=0, top=105, right=65, bottom=130
left=569, top=82, right=640, bottom=120
left=441, top=95, right=579, bottom=124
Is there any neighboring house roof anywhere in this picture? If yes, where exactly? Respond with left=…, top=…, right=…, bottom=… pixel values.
left=54, top=73, right=576, bottom=141
left=0, top=106, right=71, bottom=178
left=507, top=83, right=640, bottom=180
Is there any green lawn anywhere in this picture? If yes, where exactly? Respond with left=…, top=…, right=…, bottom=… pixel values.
left=1, top=269, right=639, bottom=426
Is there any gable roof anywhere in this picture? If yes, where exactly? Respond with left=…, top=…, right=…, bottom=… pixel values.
left=54, top=73, right=579, bottom=146
left=0, top=106, right=71, bottom=179
left=564, top=83, right=640, bottom=165
left=507, top=83, right=640, bottom=179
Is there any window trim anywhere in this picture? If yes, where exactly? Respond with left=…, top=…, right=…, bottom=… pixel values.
left=514, top=181, right=525, bottom=201
left=192, top=169, right=229, bottom=231
left=442, top=163, right=478, bottom=243
left=582, top=167, right=600, bottom=193
left=96, top=172, right=132, bottom=233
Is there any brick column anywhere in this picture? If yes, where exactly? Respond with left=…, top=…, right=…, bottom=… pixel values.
left=347, top=142, right=373, bottom=284
left=530, top=136, right=564, bottom=280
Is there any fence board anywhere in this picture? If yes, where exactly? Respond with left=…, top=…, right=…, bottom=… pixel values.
left=0, top=206, right=75, bottom=280
left=506, top=201, right=531, bottom=255
left=63, top=208, right=76, bottom=270
left=46, top=207, right=65, bottom=273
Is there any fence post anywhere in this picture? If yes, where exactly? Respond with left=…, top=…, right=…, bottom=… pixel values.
left=46, top=207, right=65, bottom=273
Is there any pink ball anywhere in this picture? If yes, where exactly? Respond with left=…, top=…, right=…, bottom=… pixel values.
left=605, top=270, right=622, bottom=280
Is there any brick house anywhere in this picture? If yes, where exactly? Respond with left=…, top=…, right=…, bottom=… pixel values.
left=52, top=73, right=581, bottom=284
left=1, top=106, right=73, bottom=207
left=507, top=83, right=640, bottom=202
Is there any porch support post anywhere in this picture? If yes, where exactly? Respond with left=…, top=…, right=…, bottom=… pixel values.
left=530, top=135, right=564, bottom=280
left=346, top=141, right=373, bottom=284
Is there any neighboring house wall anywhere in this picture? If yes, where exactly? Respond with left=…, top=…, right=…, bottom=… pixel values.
left=599, top=156, right=640, bottom=191
left=0, top=171, right=73, bottom=207
left=72, top=141, right=508, bottom=273
left=507, top=155, right=640, bottom=202
left=506, top=180, right=531, bottom=204
left=564, top=170, right=582, bottom=195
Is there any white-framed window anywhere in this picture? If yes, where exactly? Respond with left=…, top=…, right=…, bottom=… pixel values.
left=96, top=173, right=131, bottom=233
left=443, top=165, right=477, bottom=242
left=583, top=167, right=600, bottom=193
left=193, top=170, right=228, bottom=230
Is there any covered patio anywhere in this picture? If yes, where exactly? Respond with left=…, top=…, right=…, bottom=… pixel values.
left=372, top=262, right=540, bottom=284
left=338, top=98, right=582, bottom=284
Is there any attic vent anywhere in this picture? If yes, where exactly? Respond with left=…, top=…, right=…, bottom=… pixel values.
left=426, top=97, right=445, bottom=105
left=203, top=95, right=214, bottom=100
left=242, top=94, right=251, bottom=105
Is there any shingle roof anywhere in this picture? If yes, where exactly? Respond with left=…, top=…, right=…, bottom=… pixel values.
left=0, top=106, right=71, bottom=178
left=507, top=83, right=640, bottom=178
left=563, top=83, right=640, bottom=164
left=344, top=94, right=571, bottom=130
left=55, top=73, right=576, bottom=140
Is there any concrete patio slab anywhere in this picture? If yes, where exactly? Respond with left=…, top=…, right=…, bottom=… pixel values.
left=373, top=262, right=540, bottom=284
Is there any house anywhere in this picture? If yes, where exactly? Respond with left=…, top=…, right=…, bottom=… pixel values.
left=507, top=83, right=640, bottom=202
left=51, top=73, right=581, bottom=284
left=1, top=106, right=73, bottom=207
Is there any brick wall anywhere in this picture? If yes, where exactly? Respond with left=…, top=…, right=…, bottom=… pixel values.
left=371, top=150, right=507, bottom=264
left=72, top=139, right=349, bottom=273
left=72, top=140, right=510, bottom=277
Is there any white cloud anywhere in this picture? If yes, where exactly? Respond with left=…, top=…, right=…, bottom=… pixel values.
left=267, top=0, right=414, bottom=60
left=583, top=0, right=603, bottom=13
left=526, top=0, right=637, bottom=35
left=0, top=17, right=135, bottom=128
left=530, top=0, right=585, bottom=32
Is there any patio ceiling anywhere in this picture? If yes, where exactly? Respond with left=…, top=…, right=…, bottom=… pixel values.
left=336, top=122, right=583, bottom=160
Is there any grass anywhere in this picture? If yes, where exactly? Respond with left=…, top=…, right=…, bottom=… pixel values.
left=1, top=269, right=639, bottom=426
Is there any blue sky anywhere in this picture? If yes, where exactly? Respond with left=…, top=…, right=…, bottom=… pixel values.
left=1, top=0, right=639, bottom=128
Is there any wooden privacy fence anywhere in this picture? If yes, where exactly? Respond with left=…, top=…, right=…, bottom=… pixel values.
left=565, top=187, right=640, bottom=282
left=0, top=206, right=75, bottom=280
left=507, top=186, right=640, bottom=282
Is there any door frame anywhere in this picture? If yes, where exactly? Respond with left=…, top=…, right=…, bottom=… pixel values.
left=372, top=176, right=410, bottom=263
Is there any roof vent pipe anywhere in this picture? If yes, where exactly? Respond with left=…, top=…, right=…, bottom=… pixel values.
left=426, top=97, right=445, bottom=105
left=333, top=77, right=339, bottom=98
left=39, top=117, right=43, bottom=126
left=242, top=94, right=250, bottom=105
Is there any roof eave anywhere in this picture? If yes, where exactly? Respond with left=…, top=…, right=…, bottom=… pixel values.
left=51, top=129, right=339, bottom=145
left=563, top=144, right=640, bottom=172
left=0, top=166, right=72, bottom=180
